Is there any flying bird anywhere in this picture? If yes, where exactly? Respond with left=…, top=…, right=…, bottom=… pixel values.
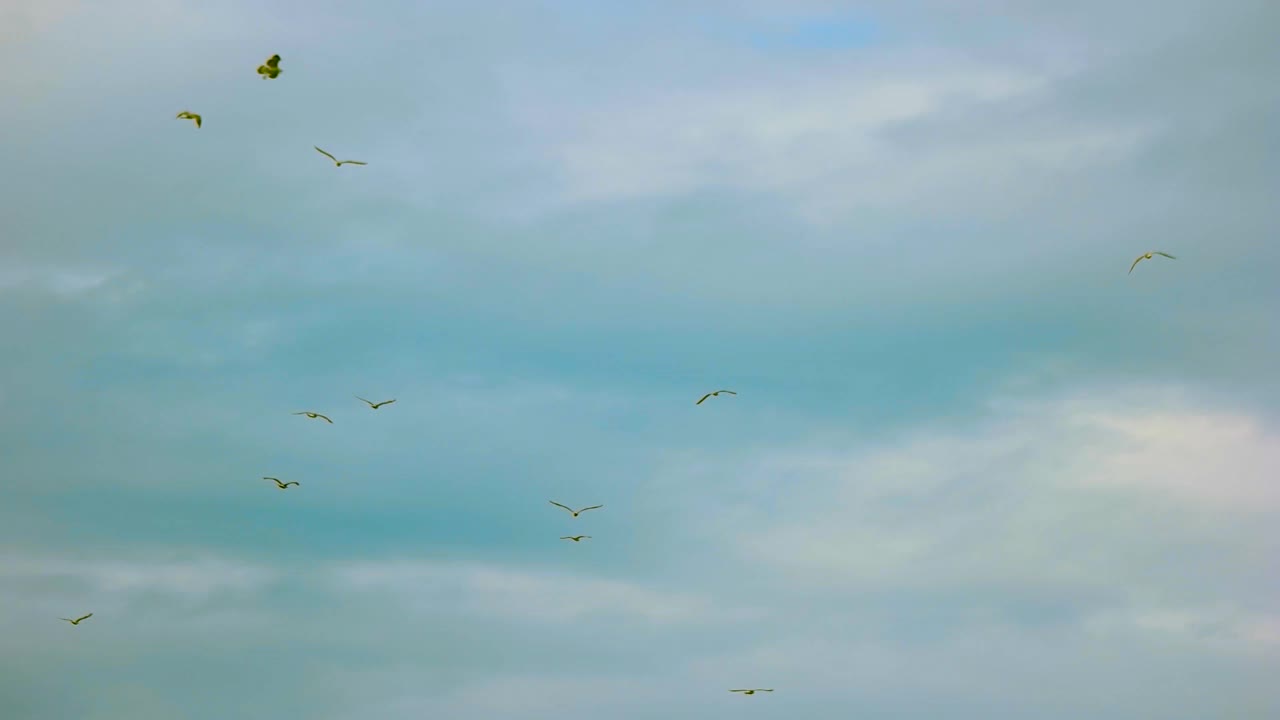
left=256, top=54, right=281, bottom=79
left=60, top=613, right=93, bottom=625
left=560, top=535, right=592, bottom=542
left=1129, top=251, right=1176, bottom=274
left=696, top=390, right=737, bottom=405
left=314, top=146, right=367, bottom=167
left=729, top=689, right=773, bottom=695
left=175, top=111, right=201, bottom=128
left=263, top=477, right=300, bottom=489
left=355, top=396, right=396, bottom=409
left=292, top=411, right=333, bottom=424
left=549, top=501, right=603, bottom=518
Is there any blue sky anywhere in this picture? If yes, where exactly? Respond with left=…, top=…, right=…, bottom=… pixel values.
left=1, top=0, right=1278, bottom=718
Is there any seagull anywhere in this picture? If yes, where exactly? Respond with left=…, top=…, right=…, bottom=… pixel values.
left=292, top=411, right=333, bottom=424
left=696, top=390, right=737, bottom=405
left=730, top=689, right=773, bottom=695
left=256, top=54, right=281, bottom=79
left=549, top=501, right=603, bottom=518
left=60, top=613, right=93, bottom=625
left=1129, top=251, right=1176, bottom=274
left=263, top=477, right=300, bottom=489
left=560, top=535, right=592, bottom=542
left=314, top=146, right=367, bottom=167
left=175, top=111, right=201, bottom=128
left=355, top=396, right=395, bottom=409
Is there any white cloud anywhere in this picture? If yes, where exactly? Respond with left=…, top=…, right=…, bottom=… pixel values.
left=0, top=550, right=278, bottom=598
left=330, top=560, right=763, bottom=625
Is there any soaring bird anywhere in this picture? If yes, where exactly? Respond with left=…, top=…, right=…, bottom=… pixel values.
left=175, top=111, right=202, bottom=128
left=560, top=535, right=592, bottom=542
left=60, top=613, right=93, bottom=625
left=1129, top=251, right=1176, bottom=274
left=355, top=396, right=395, bottom=409
left=549, top=501, right=603, bottom=518
left=730, top=689, right=773, bottom=695
left=292, top=411, right=333, bottom=424
left=256, top=54, right=281, bottom=79
left=696, top=390, right=737, bottom=405
left=264, top=477, right=300, bottom=489
left=314, top=146, right=367, bottom=167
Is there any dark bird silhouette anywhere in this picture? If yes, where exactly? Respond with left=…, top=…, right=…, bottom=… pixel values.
left=1129, top=251, right=1176, bottom=274
left=292, top=411, right=333, bottom=424
left=696, top=390, right=737, bottom=405
left=549, top=501, right=603, bottom=518
left=175, top=111, right=201, bottom=128
left=60, top=613, right=93, bottom=625
left=560, top=535, right=592, bottom=542
left=355, top=396, right=396, bottom=409
left=730, top=689, right=773, bottom=695
left=264, top=477, right=300, bottom=489
left=257, top=54, right=281, bottom=79
left=314, top=146, right=367, bottom=167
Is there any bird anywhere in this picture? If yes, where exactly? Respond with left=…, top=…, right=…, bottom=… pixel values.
left=730, top=689, right=773, bottom=695
left=696, top=390, right=737, bottom=405
left=256, top=54, right=281, bottom=79
left=175, top=111, right=201, bottom=128
left=263, top=477, right=300, bottom=489
left=1129, top=251, right=1176, bottom=274
left=549, top=501, right=603, bottom=518
left=59, top=613, right=93, bottom=625
left=560, top=535, right=592, bottom=542
left=314, top=146, right=367, bottom=167
left=355, top=396, right=395, bottom=409
left=292, top=411, right=333, bottom=424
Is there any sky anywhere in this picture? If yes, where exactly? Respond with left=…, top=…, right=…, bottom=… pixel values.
left=1, top=0, right=1277, bottom=718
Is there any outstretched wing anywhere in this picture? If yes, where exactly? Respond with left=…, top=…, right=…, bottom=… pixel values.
left=729, top=689, right=748, bottom=693
left=696, top=393, right=712, bottom=405
left=263, top=477, right=280, bottom=482
left=1128, top=255, right=1144, bottom=274
left=355, top=395, right=375, bottom=406
left=317, top=414, right=333, bottom=423
left=315, top=146, right=339, bottom=163
left=1154, top=251, right=1176, bottom=259
left=76, top=613, right=93, bottom=622
left=719, top=390, right=737, bottom=395
left=194, top=115, right=201, bottom=128
left=549, top=501, right=573, bottom=513
left=284, top=482, right=300, bottom=487
left=372, top=399, right=396, bottom=408
left=757, top=689, right=773, bottom=692
left=340, top=160, right=368, bottom=166
left=577, top=505, right=603, bottom=513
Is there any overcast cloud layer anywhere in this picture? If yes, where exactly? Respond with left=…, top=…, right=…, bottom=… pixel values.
left=2, top=1, right=1278, bottom=718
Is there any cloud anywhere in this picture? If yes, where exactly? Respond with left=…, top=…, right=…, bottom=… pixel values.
left=330, top=559, right=762, bottom=625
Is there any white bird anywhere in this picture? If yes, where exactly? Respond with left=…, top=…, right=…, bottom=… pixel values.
left=696, top=390, right=737, bottom=405
left=549, top=501, right=603, bottom=518
left=315, top=146, right=367, bottom=167
left=1129, top=251, right=1176, bottom=274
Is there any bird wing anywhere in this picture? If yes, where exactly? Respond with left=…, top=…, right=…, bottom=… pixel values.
left=758, top=689, right=773, bottom=692
left=77, top=614, right=93, bottom=622
left=285, top=482, right=299, bottom=487
left=355, top=395, right=375, bottom=406
left=549, top=501, right=573, bottom=513
left=1154, top=251, right=1176, bottom=259
left=373, top=399, right=396, bottom=407
left=696, top=393, right=712, bottom=404
left=720, top=390, right=737, bottom=395
left=1128, top=255, right=1145, bottom=274
left=729, top=689, right=747, bottom=693
left=263, top=477, right=279, bottom=481
left=578, top=505, right=603, bottom=512
left=315, top=146, right=338, bottom=163
left=318, top=414, right=333, bottom=423
left=176, top=112, right=188, bottom=118
left=194, top=116, right=201, bottom=127
left=292, top=412, right=307, bottom=415
left=560, top=536, right=574, bottom=539
left=266, top=54, right=280, bottom=68
left=339, top=160, right=368, bottom=166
